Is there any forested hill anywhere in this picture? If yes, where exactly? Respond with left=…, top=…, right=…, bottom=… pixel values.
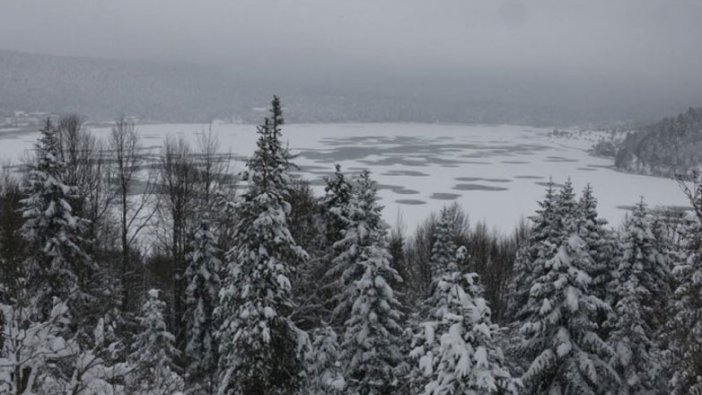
left=0, top=49, right=250, bottom=123
left=615, top=107, right=702, bottom=177
left=0, top=49, right=690, bottom=126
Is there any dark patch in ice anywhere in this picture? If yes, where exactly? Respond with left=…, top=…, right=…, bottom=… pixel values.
left=501, top=160, right=530, bottom=164
left=394, top=189, right=420, bottom=195
left=377, top=184, right=420, bottom=195
left=463, top=161, right=492, bottom=165
left=396, top=199, right=427, bottom=205
left=298, top=139, right=550, bottom=164
left=577, top=167, right=596, bottom=171
left=382, top=170, right=430, bottom=177
left=617, top=205, right=692, bottom=212
left=298, top=165, right=330, bottom=172
left=319, top=135, right=426, bottom=147
left=535, top=181, right=565, bottom=188
left=358, top=157, right=428, bottom=167
left=429, top=193, right=461, bottom=200
left=515, top=175, right=544, bottom=179
left=545, top=156, right=578, bottom=163
left=453, top=184, right=509, bottom=191
left=454, top=177, right=512, bottom=183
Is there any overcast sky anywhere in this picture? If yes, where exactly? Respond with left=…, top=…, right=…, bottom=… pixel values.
left=2, top=0, right=701, bottom=115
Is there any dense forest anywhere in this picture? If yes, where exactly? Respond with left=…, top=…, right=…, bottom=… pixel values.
left=1, top=97, right=702, bottom=394
left=615, top=107, right=702, bottom=177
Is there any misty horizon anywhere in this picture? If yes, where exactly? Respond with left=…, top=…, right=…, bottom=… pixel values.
left=1, top=0, right=701, bottom=126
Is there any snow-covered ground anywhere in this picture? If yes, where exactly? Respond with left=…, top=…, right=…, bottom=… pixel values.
left=0, top=123, right=689, bottom=233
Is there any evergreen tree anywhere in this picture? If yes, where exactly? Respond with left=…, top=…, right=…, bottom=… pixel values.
left=128, top=289, right=183, bottom=395
left=20, top=119, right=88, bottom=319
left=507, top=181, right=559, bottom=319
left=513, top=187, right=619, bottom=395
left=0, top=175, right=26, bottom=304
left=429, top=206, right=458, bottom=278
left=608, top=201, right=670, bottom=394
left=321, top=164, right=354, bottom=246
left=578, top=184, right=617, bottom=302
left=555, top=179, right=578, bottom=226
left=216, top=96, right=308, bottom=394
left=320, top=164, right=356, bottom=327
left=305, top=325, right=346, bottom=394
left=184, top=218, right=221, bottom=390
left=513, top=230, right=618, bottom=394
left=668, top=220, right=702, bottom=395
left=410, top=246, right=517, bottom=394
left=337, top=170, right=404, bottom=394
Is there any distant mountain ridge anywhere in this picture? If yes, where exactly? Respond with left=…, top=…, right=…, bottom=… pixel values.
left=615, top=107, right=702, bottom=176
left=0, top=49, right=251, bottom=122
left=0, top=48, right=692, bottom=126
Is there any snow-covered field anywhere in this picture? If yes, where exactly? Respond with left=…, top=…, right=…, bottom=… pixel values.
left=0, top=123, right=689, bottom=232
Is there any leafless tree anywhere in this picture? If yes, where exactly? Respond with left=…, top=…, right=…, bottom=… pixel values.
left=109, top=117, right=157, bottom=312
left=194, top=128, right=238, bottom=246
left=55, top=115, right=116, bottom=253
left=156, top=136, right=198, bottom=350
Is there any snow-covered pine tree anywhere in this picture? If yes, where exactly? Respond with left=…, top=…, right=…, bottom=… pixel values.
left=321, top=164, right=354, bottom=246
left=555, top=179, right=578, bottom=226
left=513, top=226, right=618, bottom=394
left=319, top=164, right=356, bottom=328
left=507, top=181, right=559, bottom=319
left=406, top=208, right=461, bottom=392
left=409, top=246, right=517, bottom=394
left=667, top=193, right=702, bottom=395
left=0, top=175, right=26, bottom=305
left=337, top=170, right=404, bottom=394
left=184, top=218, right=221, bottom=390
left=578, top=184, right=617, bottom=303
left=128, top=289, right=183, bottom=395
left=305, top=325, right=346, bottom=394
left=20, top=119, right=88, bottom=319
left=668, top=228, right=702, bottom=394
left=607, top=199, right=670, bottom=394
left=429, top=206, right=458, bottom=278
left=216, top=96, right=308, bottom=395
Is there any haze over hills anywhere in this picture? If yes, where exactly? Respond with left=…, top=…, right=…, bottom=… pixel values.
left=1, top=48, right=697, bottom=127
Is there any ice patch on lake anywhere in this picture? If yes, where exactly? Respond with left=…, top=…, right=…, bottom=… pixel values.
left=1, top=122, right=689, bottom=233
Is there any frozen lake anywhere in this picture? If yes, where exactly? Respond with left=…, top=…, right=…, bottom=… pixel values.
left=0, top=123, right=689, bottom=233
